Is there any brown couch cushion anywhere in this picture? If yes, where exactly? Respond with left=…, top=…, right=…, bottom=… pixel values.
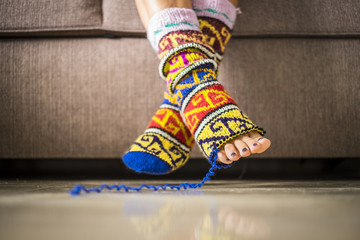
left=1, top=38, right=359, bottom=158
left=0, top=0, right=104, bottom=35
left=1, top=0, right=359, bottom=37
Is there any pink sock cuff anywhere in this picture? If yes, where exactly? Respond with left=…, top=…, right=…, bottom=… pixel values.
left=192, top=0, right=237, bottom=29
left=147, top=8, right=201, bottom=52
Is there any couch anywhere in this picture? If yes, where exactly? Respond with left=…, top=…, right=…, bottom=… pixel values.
left=1, top=0, right=359, bottom=163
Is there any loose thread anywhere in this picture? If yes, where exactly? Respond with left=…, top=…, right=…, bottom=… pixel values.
left=69, top=148, right=231, bottom=195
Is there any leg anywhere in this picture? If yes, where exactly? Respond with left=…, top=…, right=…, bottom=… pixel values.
left=123, top=0, right=196, bottom=174
left=124, top=0, right=271, bottom=175
left=135, top=0, right=193, bottom=30
left=192, top=0, right=271, bottom=163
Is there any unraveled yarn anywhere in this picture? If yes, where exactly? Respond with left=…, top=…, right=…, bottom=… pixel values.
left=69, top=148, right=231, bottom=195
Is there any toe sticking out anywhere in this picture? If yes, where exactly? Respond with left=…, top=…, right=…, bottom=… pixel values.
left=217, top=131, right=271, bottom=163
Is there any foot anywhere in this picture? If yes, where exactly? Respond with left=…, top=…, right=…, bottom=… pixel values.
left=122, top=103, right=194, bottom=175
left=217, top=131, right=271, bottom=164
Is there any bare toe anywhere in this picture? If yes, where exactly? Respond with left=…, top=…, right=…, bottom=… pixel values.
left=224, top=143, right=240, bottom=161
left=249, top=131, right=271, bottom=153
left=218, top=150, right=232, bottom=164
left=249, top=131, right=263, bottom=142
left=234, top=139, right=251, bottom=157
left=239, top=134, right=262, bottom=153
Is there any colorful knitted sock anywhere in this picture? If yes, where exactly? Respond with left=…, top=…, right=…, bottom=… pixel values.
left=155, top=9, right=265, bottom=160
left=122, top=8, right=201, bottom=175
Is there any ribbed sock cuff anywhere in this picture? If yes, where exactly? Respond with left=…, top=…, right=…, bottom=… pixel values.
left=147, top=8, right=201, bottom=52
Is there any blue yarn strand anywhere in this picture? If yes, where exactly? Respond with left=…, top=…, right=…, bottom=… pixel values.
left=69, top=148, right=231, bottom=195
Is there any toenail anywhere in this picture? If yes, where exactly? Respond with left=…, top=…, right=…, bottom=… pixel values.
left=253, top=143, right=258, bottom=147
left=231, top=152, right=236, bottom=157
left=242, top=148, right=248, bottom=152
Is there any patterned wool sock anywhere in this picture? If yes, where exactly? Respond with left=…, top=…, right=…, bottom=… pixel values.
left=155, top=8, right=265, bottom=161
left=122, top=8, right=200, bottom=175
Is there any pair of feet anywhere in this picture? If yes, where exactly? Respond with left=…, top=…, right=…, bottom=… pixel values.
left=217, top=131, right=271, bottom=165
